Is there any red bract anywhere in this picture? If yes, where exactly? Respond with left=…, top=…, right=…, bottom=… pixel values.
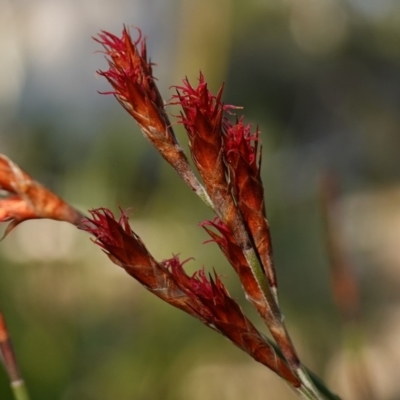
left=225, top=117, right=260, bottom=171
left=163, top=256, right=227, bottom=306
left=172, top=73, right=235, bottom=137
left=96, top=28, right=164, bottom=120
left=96, top=27, right=180, bottom=151
left=83, top=208, right=132, bottom=251
left=224, top=120, right=277, bottom=292
left=172, top=73, right=229, bottom=189
left=0, top=155, right=84, bottom=237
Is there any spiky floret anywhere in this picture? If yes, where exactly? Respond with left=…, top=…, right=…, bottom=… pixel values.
left=172, top=73, right=236, bottom=137
left=225, top=117, right=261, bottom=172
left=95, top=27, right=164, bottom=117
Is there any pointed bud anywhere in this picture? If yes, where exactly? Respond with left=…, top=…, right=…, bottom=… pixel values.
left=95, top=27, right=174, bottom=144
left=224, top=119, right=277, bottom=292
left=172, top=73, right=231, bottom=193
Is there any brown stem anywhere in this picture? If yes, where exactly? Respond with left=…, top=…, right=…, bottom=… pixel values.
left=0, top=311, right=22, bottom=384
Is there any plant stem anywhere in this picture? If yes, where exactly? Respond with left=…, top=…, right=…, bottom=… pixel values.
left=0, top=311, right=31, bottom=400
left=266, top=336, right=342, bottom=400
left=10, top=381, right=30, bottom=400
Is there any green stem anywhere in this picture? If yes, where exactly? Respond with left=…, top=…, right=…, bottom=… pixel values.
left=11, top=381, right=31, bottom=400
left=0, top=311, right=31, bottom=400
left=267, top=337, right=341, bottom=400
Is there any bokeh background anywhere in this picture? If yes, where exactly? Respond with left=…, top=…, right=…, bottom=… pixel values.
left=1, top=0, right=400, bottom=399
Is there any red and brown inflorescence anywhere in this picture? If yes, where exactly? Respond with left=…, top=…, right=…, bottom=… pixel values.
left=0, top=155, right=84, bottom=237
left=0, top=26, right=337, bottom=399
left=173, top=74, right=258, bottom=259
left=83, top=208, right=299, bottom=386
left=95, top=27, right=172, bottom=140
left=172, top=74, right=230, bottom=193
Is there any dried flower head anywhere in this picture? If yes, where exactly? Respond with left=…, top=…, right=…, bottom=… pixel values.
left=0, top=155, right=84, bottom=237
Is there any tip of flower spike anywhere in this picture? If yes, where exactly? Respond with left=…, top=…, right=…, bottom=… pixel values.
left=94, top=26, right=158, bottom=105
left=162, top=255, right=227, bottom=302
left=81, top=207, right=133, bottom=250
left=200, top=217, right=233, bottom=243
left=169, top=73, right=240, bottom=132
left=225, top=118, right=261, bottom=166
left=94, top=26, right=143, bottom=55
left=200, top=217, right=228, bottom=232
left=190, top=268, right=229, bottom=303
left=162, top=254, right=194, bottom=273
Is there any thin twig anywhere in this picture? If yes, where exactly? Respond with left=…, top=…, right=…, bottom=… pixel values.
left=0, top=310, right=30, bottom=400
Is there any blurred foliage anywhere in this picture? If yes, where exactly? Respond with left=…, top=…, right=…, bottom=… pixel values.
left=1, top=0, right=400, bottom=399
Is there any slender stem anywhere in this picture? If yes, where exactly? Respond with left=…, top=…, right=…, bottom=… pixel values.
left=266, top=335, right=342, bottom=400
left=0, top=311, right=31, bottom=400
left=243, top=246, right=324, bottom=397
left=10, top=381, right=30, bottom=400
left=294, top=385, right=323, bottom=400
left=296, top=367, right=325, bottom=400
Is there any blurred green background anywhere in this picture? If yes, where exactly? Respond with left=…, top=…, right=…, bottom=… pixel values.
left=1, top=0, right=400, bottom=399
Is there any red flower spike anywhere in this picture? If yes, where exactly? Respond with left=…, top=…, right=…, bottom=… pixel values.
left=172, top=74, right=229, bottom=188
left=225, top=117, right=260, bottom=173
left=83, top=209, right=214, bottom=323
left=201, top=218, right=270, bottom=322
left=173, top=74, right=252, bottom=254
left=96, top=27, right=173, bottom=141
left=172, top=73, right=236, bottom=137
left=0, top=155, right=84, bottom=237
left=84, top=210, right=298, bottom=385
left=166, top=260, right=299, bottom=386
left=224, top=120, right=278, bottom=292
left=95, top=28, right=207, bottom=200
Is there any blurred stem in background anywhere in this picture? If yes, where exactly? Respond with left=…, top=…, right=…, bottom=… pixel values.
left=0, top=310, right=30, bottom=400
left=320, top=172, right=376, bottom=400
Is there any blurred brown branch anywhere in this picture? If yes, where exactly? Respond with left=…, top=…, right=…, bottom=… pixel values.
left=0, top=310, right=30, bottom=400
left=320, top=171, right=376, bottom=400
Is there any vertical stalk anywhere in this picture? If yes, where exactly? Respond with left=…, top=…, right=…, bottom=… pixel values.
left=0, top=311, right=31, bottom=400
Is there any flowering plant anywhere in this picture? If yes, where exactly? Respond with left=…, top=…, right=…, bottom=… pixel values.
left=0, top=27, right=340, bottom=400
